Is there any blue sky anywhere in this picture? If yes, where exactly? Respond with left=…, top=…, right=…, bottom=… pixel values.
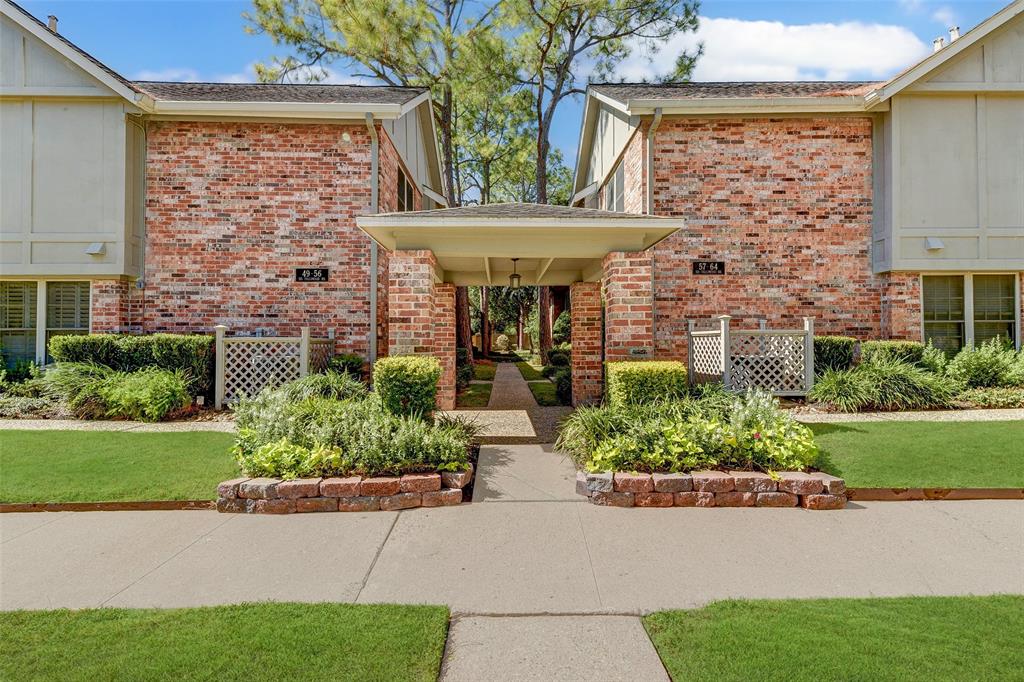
left=21, top=0, right=1007, bottom=165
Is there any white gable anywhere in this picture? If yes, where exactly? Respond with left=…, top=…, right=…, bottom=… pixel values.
left=919, top=13, right=1024, bottom=86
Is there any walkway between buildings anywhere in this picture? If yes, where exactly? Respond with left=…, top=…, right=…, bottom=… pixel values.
left=485, top=362, right=538, bottom=409
left=3, top=443, right=1021, bottom=679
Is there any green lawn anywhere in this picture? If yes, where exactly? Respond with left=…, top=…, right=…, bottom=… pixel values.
left=0, top=603, right=448, bottom=682
left=516, top=361, right=545, bottom=381
left=646, top=596, right=1023, bottom=682
left=456, top=382, right=493, bottom=408
left=0, top=430, right=237, bottom=503
left=472, top=363, right=496, bottom=381
left=527, top=380, right=562, bottom=406
left=808, top=420, right=1024, bottom=488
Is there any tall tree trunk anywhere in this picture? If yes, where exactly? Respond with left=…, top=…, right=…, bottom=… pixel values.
left=455, top=286, right=473, bottom=361
left=480, top=286, right=491, bottom=356
left=538, top=286, right=552, bottom=363
left=516, top=304, right=524, bottom=350
left=441, top=87, right=457, bottom=206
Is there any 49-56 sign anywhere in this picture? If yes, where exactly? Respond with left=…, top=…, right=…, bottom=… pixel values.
left=295, top=268, right=329, bottom=282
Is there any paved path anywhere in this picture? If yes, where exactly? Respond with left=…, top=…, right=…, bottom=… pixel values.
left=794, top=408, right=1024, bottom=423
left=486, top=363, right=539, bottom=409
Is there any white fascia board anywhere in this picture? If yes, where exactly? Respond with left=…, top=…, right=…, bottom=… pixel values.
left=150, top=100, right=405, bottom=119
left=590, top=90, right=631, bottom=114
left=420, top=185, right=449, bottom=207
left=624, top=96, right=871, bottom=115
left=868, top=0, right=1024, bottom=103
left=571, top=94, right=597, bottom=195
left=398, top=90, right=431, bottom=117
left=1, top=3, right=143, bottom=106
left=356, top=216, right=680, bottom=229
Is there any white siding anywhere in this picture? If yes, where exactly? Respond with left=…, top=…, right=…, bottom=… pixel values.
left=585, top=102, right=636, bottom=187
left=381, top=103, right=441, bottom=207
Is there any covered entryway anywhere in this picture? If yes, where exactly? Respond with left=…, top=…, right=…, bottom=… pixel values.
left=356, top=203, right=682, bottom=410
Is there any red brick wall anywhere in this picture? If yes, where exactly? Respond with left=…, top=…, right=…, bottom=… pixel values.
left=603, top=251, right=654, bottom=360
left=622, top=126, right=646, bottom=215
left=880, top=272, right=921, bottom=340
left=433, top=283, right=456, bottom=410
left=141, top=121, right=375, bottom=356
left=570, top=281, right=603, bottom=405
left=651, top=117, right=881, bottom=360
left=388, top=250, right=437, bottom=356
left=90, top=279, right=139, bottom=333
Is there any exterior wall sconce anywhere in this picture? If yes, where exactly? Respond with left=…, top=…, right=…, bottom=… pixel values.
left=509, top=258, right=521, bottom=289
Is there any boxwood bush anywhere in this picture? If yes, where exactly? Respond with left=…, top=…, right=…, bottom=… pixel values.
left=373, top=355, right=442, bottom=417
left=48, top=333, right=214, bottom=396
left=606, top=361, right=688, bottom=407
left=553, top=366, right=572, bottom=404
left=813, top=336, right=857, bottom=373
left=860, top=340, right=926, bottom=365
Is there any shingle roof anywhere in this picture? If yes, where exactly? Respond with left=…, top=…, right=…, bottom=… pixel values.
left=132, top=81, right=426, bottom=105
left=591, top=81, right=881, bottom=103
left=374, top=202, right=672, bottom=220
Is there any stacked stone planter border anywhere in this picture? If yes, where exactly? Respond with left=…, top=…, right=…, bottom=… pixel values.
left=217, top=466, right=473, bottom=514
left=576, top=470, right=847, bottom=509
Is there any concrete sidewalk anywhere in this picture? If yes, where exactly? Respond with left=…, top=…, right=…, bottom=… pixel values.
left=3, top=445, right=1022, bottom=614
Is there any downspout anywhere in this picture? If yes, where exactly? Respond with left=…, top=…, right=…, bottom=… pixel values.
left=646, top=108, right=663, bottom=358
left=365, top=113, right=379, bottom=366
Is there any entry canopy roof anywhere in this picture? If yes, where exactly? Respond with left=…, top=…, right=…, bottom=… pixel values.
left=356, top=202, right=682, bottom=286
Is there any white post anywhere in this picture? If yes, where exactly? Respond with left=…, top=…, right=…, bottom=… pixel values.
left=686, top=319, right=694, bottom=385
left=214, top=325, right=227, bottom=409
left=803, top=317, right=815, bottom=394
left=35, top=281, right=47, bottom=365
left=718, top=315, right=732, bottom=388
left=299, top=327, right=311, bottom=377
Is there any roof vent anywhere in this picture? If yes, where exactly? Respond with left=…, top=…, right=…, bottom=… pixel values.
left=933, top=37, right=946, bottom=52
left=948, top=26, right=960, bottom=42
left=47, top=15, right=58, bottom=32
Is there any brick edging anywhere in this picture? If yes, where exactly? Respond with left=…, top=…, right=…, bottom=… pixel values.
left=577, top=470, right=847, bottom=509
left=846, top=488, right=1024, bottom=501
left=217, top=466, right=475, bottom=514
left=0, top=500, right=214, bottom=513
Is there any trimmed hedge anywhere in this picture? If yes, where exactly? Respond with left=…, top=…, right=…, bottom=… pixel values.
left=48, top=334, right=214, bottom=396
left=861, top=340, right=925, bottom=365
left=814, top=336, right=857, bottom=373
left=553, top=366, right=572, bottom=404
left=373, top=355, right=441, bottom=417
left=606, top=361, right=688, bottom=407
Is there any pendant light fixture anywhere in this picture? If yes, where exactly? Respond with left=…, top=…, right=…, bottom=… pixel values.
left=509, top=258, right=521, bottom=289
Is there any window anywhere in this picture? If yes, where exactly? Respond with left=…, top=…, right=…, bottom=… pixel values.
left=46, top=281, right=90, bottom=362
left=1, top=282, right=37, bottom=367
left=397, top=171, right=415, bottom=213
left=923, top=274, right=1018, bottom=352
left=603, top=160, right=625, bottom=212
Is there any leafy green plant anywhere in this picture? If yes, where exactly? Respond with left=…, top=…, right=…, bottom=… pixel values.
left=920, top=341, right=949, bottom=376
left=373, top=355, right=442, bottom=417
left=99, top=368, right=191, bottom=421
left=606, top=361, right=688, bottom=407
left=860, top=340, right=926, bottom=365
left=955, top=387, right=1024, bottom=409
left=328, top=353, right=365, bottom=378
left=813, top=336, right=857, bottom=373
left=945, top=339, right=1017, bottom=388
left=552, top=310, right=571, bottom=345
left=280, top=370, right=367, bottom=402
left=0, top=396, right=54, bottom=418
left=553, top=366, right=572, bottom=404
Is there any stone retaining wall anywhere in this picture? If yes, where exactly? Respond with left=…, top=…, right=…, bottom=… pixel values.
left=576, top=470, right=846, bottom=509
left=217, top=466, right=473, bottom=514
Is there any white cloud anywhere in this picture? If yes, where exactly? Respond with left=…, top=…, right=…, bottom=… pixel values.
left=931, top=6, right=957, bottom=28
left=615, top=16, right=929, bottom=82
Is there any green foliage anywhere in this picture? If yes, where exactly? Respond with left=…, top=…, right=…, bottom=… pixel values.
left=956, top=387, right=1024, bottom=409
left=546, top=347, right=570, bottom=367
left=813, top=336, right=857, bottom=373
left=552, top=310, right=571, bottom=344
left=48, top=333, right=214, bottom=396
left=2, top=359, right=39, bottom=383
left=860, top=340, right=926, bottom=365
left=573, top=388, right=817, bottom=474
left=493, top=333, right=510, bottom=352
left=0, top=396, right=53, bottom=418
left=945, top=339, right=1018, bottom=388
left=553, top=366, right=572, bottom=404
left=606, top=361, right=688, bottom=407
left=809, top=357, right=956, bottom=412
left=373, top=355, right=442, bottom=417
left=327, top=353, right=365, bottom=378
left=920, top=341, right=949, bottom=375
left=808, top=368, right=879, bottom=413
left=42, top=363, right=190, bottom=422
left=455, top=347, right=474, bottom=390
left=279, top=370, right=367, bottom=402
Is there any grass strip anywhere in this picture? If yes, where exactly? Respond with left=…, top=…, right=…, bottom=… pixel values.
left=516, top=361, right=545, bottom=382
left=456, top=382, right=493, bottom=408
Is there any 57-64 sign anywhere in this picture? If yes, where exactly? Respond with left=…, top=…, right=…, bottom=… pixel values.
left=295, top=268, right=329, bottom=282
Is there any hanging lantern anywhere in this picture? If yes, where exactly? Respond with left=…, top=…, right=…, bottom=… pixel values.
left=508, top=258, right=521, bottom=289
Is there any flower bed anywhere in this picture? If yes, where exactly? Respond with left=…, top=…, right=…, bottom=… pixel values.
left=217, top=466, right=474, bottom=514
left=575, top=469, right=846, bottom=509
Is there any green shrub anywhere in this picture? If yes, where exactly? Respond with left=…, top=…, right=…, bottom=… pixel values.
left=328, top=353, right=365, bottom=378
left=945, top=339, right=1017, bottom=388
left=606, top=361, right=688, bottom=407
left=373, top=355, right=442, bottom=417
left=2, top=359, right=39, bottom=383
left=455, top=347, right=473, bottom=390
left=456, top=347, right=472, bottom=367
left=920, top=341, right=949, bottom=376
left=810, top=358, right=956, bottom=412
left=552, top=366, right=572, bottom=405
left=280, top=371, right=367, bottom=402
left=99, top=368, right=191, bottom=422
left=808, top=368, right=878, bottom=412
left=813, top=336, right=857, bottom=373
left=552, top=310, right=571, bottom=345
left=48, top=334, right=214, bottom=396
left=1005, top=353, right=1024, bottom=387
left=860, top=340, right=926, bottom=365
left=493, top=334, right=510, bottom=352
left=956, top=387, right=1024, bottom=409
left=547, top=349, right=570, bottom=367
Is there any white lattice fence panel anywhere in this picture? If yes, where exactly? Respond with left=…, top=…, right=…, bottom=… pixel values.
left=310, top=340, right=333, bottom=373
left=223, top=340, right=301, bottom=403
left=729, top=333, right=806, bottom=394
left=690, top=333, right=723, bottom=384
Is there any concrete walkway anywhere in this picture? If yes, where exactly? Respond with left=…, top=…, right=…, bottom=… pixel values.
left=486, top=363, right=539, bottom=409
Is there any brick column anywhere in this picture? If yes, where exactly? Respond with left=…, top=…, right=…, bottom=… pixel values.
left=433, top=283, right=457, bottom=410
left=880, top=273, right=922, bottom=340
left=602, top=251, right=654, bottom=361
left=388, top=250, right=438, bottom=355
left=570, top=281, right=603, bottom=406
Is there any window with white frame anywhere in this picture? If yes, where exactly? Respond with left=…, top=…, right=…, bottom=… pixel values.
left=397, top=171, right=415, bottom=213
left=923, top=274, right=1019, bottom=352
left=0, top=281, right=90, bottom=366
left=603, top=160, right=625, bottom=212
